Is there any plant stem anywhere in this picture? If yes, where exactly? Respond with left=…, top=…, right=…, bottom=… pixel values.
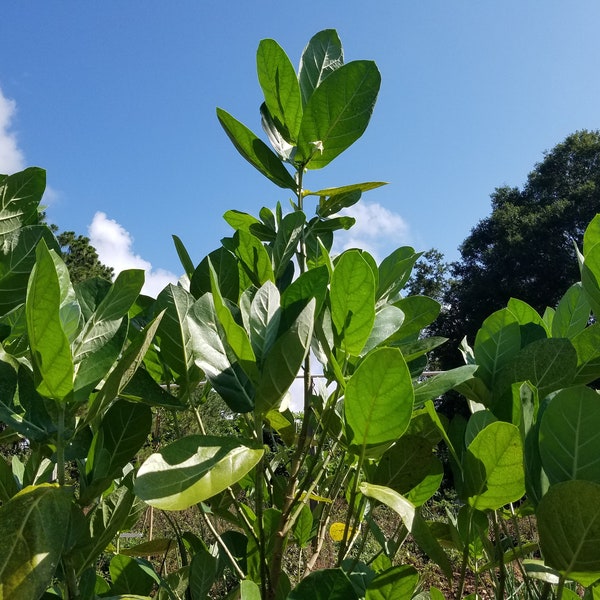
left=253, top=413, right=268, bottom=599
left=56, top=404, right=66, bottom=486
left=199, top=504, right=246, bottom=580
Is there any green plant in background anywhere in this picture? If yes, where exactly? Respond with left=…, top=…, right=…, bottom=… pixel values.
left=4, top=28, right=600, bottom=600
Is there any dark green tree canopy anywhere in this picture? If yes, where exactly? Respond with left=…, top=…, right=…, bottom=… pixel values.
left=56, top=230, right=114, bottom=284
left=439, top=129, right=600, bottom=361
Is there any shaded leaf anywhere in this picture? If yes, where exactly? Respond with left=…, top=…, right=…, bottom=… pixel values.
left=537, top=480, right=600, bottom=586
left=0, top=484, right=72, bottom=599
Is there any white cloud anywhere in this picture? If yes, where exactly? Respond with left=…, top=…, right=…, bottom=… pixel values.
left=0, top=87, right=25, bottom=174
left=89, top=211, right=178, bottom=297
left=333, top=201, right=411, bottom=261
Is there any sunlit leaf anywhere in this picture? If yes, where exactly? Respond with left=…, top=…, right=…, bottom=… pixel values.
left=26, top=240, right=73, bottom=400
left=298, top=29, right=344, bottom=106
left=464, top=421, right=525, bottom=510
left=135, top=435, right=264, bottom=510
left=345, top=348, right=413, bottom=450
left=257, top=38, right=303, bottom=141
left=331, top=250, right=375, bottom=355
left=297, top=60, right=380, bottom=169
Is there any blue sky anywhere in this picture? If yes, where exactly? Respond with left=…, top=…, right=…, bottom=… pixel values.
left=1, top=2, right=599, bottom=295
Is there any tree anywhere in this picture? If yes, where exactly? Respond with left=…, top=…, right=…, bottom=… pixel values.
left=438, top=129, right=600, bottom=364
left=55, top=230, right=114, bottom=283
left=405, top=248, right=451, bottom=303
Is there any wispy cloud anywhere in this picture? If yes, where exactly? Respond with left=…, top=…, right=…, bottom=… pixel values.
left=0, top=87, right=25, bottom=174
left=333, top=201, right=412, bottom=261
left=89, top=211, right=178, bottom=297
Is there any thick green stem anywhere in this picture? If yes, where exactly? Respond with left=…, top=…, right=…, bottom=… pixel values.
left=56, top=405, right=66, bottom=486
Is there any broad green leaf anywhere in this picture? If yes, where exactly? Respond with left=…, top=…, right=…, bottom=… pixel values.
left=191, top=246, right=239, bottom=302
left=463, top=421, right=525, bottom=510
left=255, top=299, right=315, bottom=414
left=297, top=60, right=381, bottom=169
left=82, top=400, right=152, bottom=503
left=240, top=579, right=261, bottom=600
left=360, top=305, right=405, bottom=355
left=293, top=504, right=313, bottom=548
left=288, top=568, right=358, bottom=600
left=135, top=435, right=264, bottom=510
left=257, top=39, right=303, bottom=141
left=507, top=297, right=548, bottom=334
left=539, top=386, right=600, bottom=484
left=94, top=269, right=144, bottom=322
left=464, top=410, right=498, bottom=447
left=68, top=481, right=136, bottom=578
left=281, top=264, right=329, bottom=316
left=317, top=189, right=361, bottom=218
left=571, top=322, right=600, bottom=385
left=0, top=484, right=72, bottom=600
left=474, top=308, right=521, bottom=391
left=73, top=318, right=128, bottom=403
left=377, top=247, right=420, bottom=303
left=248, top=280, right=281, bottom=361
left=191, top=293, right=255, bottom=412
left=306, top=181, right=387, bottom=198
left=0, top=226, right=60, bottom=315
left=372, top=435, right=441, bottom=505
left=392, top=296, right=440, bottom=339
left=232, top=229, right=274, bottom=287
left=345, top=348, right=413, bottom=450
left=109, top=554, right=158, bottom=596
left=119, top=368, right=182, bottom=409
left=360, top=483, right=453, bottom=581
left=584, top=214, right=600, bottom=255
left=552, top=283, right=591, bottom=339
left=365, top=564, right=419, bottom=600
left=522, top=560, right=561, bottom=584
left=85, top=311, right=164, bottom=423
left=26, top=240, right=73, bottom=400
left=495, top=338, right=578, bottom=402
left=189, top=545, right=218, bottom=600
left=223, top=210, right=261, bottom=234
left=155, top=284, right=201, bottom=383
left=209, top=262, right=258, bottom=381
left=216, top=108, right=296, bottom=190
left=298, top=29, right=344, bottom=106
left=537, top=480, right=600, bottom=586
left=0, top=358, right=56, bottom=442
left=413, top=365, right=478, bottom=406
left=272, top=211, right=305, bottom=280
left=72, top=271, right=143, bottom=364
left=406, top=461, right=444, bottom=507
left=0, top=167, right=45, bottom=242
left=331, top=250, right=375, bottom=355
left=172, top=234, right=195, bottom=279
